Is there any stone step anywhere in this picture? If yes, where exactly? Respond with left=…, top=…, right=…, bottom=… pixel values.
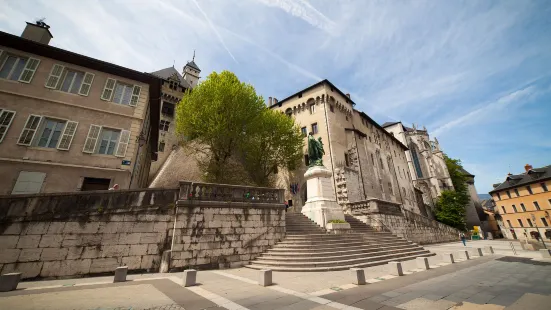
left=272, top=240, right=412, bottom=249
left=276, top=236, right=405, bottom=245
left=265, top=243, right=417, bottom=255
left=246, top=252, right=434, bottom=272
left=251, top=249, right=433, bottom=268
left=258, top=246, right=426, bottom=262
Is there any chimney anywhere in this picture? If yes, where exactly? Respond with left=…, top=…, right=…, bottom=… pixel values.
left=346, top=93, right=350, bottom=99
left=274, top=98, right=279, bottom=106
left=21, top=20, right=53, bottom=45
left=268, top=97, right=272, bottom=106
left=524, top=164, right=533, bottom=172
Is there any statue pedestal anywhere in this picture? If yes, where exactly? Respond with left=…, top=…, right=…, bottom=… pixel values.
left=301, top=166, right=349, bottom=229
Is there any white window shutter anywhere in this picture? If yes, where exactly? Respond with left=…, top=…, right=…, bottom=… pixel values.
left=115, top=130, right=131, bottom=157
left=17, top=115, right=42, bottom=146
left=78, top=72, right=95, bottom=96
left=18, top=58, right=41, bottom=83
left=129, top=85, right=141, bottom=106
left=82, top=125, right=102, bottom=153
left=45, top=64, right=64, bottom=89
left=101, top=78, right=116, bottom=101
left=57, top=121, right=79, bottom=150
left=0, top=109, right=16, bottom=143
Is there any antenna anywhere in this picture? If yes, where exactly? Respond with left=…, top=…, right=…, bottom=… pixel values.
left=173, top=59, right=175, bottom=68
left=192, top=50, right=195, bottom=61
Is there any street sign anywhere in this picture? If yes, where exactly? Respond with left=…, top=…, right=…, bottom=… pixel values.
left=122, top=160, right=131, bottom=166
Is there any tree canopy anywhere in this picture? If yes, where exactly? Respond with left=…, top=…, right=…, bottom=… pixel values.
left=175, top=70, right=304, bottom=187
left=434, top=155, right=469, bottom=230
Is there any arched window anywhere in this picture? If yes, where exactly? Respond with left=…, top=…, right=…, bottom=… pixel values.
left=410, top=145, right=423, bottom=178
left=285, top=108, right=293, bottom=117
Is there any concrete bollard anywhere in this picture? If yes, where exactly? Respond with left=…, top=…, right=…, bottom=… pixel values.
left=258, top=269, right=272, bottom=287
left=476, top=248, right=484, bottom=257
left=484, top=246, right=494, bottom=254
left=416, top=257, right=430, bottom=270
left=0, top=273, right=22, bottom=292
left=160, top=250, right=171, bottom=273
left=540, top=249, right=551, bottom=258
left=388, top=261, right=404, bottom=276
left=442, top=253, right=455, bottom=264
left=350, top=268, right=366, bottom=285
left=114, top=266, right=128, bottom=283
left=464, top=251, right=470, bottom=260
left=182, top=269, right=197, bottom=287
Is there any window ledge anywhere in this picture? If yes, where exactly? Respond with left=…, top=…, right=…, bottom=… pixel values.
left=0, top=78, right=21, bottom=84
left=27, top=146, right=59, bottom=152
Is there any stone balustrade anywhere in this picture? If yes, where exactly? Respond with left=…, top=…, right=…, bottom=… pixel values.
left=179, top=181, right=285, bottom=203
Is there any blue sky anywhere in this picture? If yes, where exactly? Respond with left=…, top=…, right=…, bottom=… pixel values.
left=1, top=0, right=550, bottom=193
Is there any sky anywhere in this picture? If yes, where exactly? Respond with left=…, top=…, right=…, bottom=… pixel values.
left=1, top=0, right=550, bottom=193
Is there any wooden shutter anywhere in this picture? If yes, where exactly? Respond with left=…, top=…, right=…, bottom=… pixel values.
left=115, top=130, right=130, bottom=157
left=101, top=78, right=116, bottom=101
left=18, top=58, right=41, bottom=83
left=0, top=109, right=16, bottom=143
left=82, top=125, right=102, bottom=153
left=129, top=85, right=141, bottom=106
left=78, top=72, right=95, bottom=96
left=57, top=121, right=79, bottom=150
left=17, top=115, right=42, bottom=146
left=45, top=64, right=64, bottom=89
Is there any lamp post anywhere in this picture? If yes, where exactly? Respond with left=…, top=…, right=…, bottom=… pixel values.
left=532, top=213, right=547, bottom=249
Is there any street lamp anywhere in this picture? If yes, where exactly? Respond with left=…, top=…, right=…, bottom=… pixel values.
left=532, top=213, right=547, bottom=249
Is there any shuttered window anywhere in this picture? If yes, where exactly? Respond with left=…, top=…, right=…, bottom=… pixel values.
left=0, top=54, right=37, bottom=82
left=83, top=125, right=102, bottom=153
left=101, top=78, right=116, bottom=101
left=130, top=85, right=141, bottom=106
left=115, top=130, right=130, bottom=157
left=78, top=72, right=95, bottom=96
left=45, top=64, right=65, bottom=89
left=17, top=115, right=42, bottom=146
left=101, top=78, right=141, bottom=107
left=18, top=58, right=40, bottom=83
left=57, top=121, right=78, bottom=150
left=0, top=109, right=16, bottom=143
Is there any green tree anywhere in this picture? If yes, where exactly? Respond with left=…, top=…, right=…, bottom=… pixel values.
left=434, top=155, right=469, bottom=230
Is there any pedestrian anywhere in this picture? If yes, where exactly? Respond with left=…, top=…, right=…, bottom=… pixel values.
left=284, top=201, right=289, bottom=212
left=108, top=184, right=120, bottom=190
left=459, top=232, right=466, bottom=246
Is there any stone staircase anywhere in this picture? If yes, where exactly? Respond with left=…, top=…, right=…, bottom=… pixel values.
left=247, top=213, right=433, bottom=271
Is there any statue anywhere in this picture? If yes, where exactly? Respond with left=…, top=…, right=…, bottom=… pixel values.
left=307, top=133, right=325, bottom=167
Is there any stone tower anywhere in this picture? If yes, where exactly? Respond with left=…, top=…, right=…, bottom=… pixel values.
left=182, top=51, right=201, bottom=88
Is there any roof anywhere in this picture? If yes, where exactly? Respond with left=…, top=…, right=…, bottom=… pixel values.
left=150, top=66, right=191, bottom=89
left=356, top=111, right=408, bottom=151
left=489, top=165, right=551, bottom=194
left=0, top=30, right=162, bottom=158
left=268, top=79, right=357, bottom=109
left=382, top=121, right=400, bottom=128
left=459, top=167, right=474, bottom=177
left=185, top=60, right=201, bottom=71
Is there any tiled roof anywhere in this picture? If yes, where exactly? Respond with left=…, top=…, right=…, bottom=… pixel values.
left=489, top=165, right=551, bottom=194
left=150, top=66, right=191, bottom=89
left=185, top=60, right=201, bottom=71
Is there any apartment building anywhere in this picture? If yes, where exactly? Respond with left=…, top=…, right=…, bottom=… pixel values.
left=270, top=79, right=420, bottom=214
left=0, top=21, right=161, bottom=194
left=490, top=164, right=551, bottom=241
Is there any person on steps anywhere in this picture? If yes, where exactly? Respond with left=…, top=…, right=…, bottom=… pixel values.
left=460, top=232, right=466, bottom=246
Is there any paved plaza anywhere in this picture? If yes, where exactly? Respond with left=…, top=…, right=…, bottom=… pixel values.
left=1, top=240, right=550, bottom=310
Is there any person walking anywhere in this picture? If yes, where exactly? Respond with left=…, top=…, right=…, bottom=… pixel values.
left=460, top=232, right=466, bottom=246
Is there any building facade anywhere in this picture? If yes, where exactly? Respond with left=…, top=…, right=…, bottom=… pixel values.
left=270, top=80, right=420, bottom=215
left=490, top=164, right=551, bottom=241
left=148, top=58, right=200, bottom=183
left=383, top=122, right=453, bottom=215
left=0, top=21, right=161, bottom=194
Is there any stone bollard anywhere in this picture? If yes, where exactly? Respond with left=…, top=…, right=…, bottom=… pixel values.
left=114, top=266, right=128, bottom=283
left=540, top=249, right=551, bottom=258
left=464, top=251, right=470, bottom=260
left=442, top=253, right=455, bottom=264
left=258, top=269, right=272, bottom=287
left=0, top=273, right=22, bottom=292
left=350, top=268, right=366, bottom=285
left=160, top=250, right=171, bottom=273
left=388, top=262, right=404, bottom=276
left=182, top=269, right=197, bottom=287
left=476, top=248, right=484, bottom=257
left=416, top=257, right=430, bottom=270
left=484, top=246, right=494, bottom=254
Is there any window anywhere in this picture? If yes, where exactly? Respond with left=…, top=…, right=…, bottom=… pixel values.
left=304, top=154, right=309, bottom=166
left=161, top=102, right=175, bottom=117
left=311, top=123, right=318, bottom=134
left=82, top=125, right=130, bottom=157
left=527, top=219, right=533, bottom=227
left=81, top=177, right=111, bottom=191
left=100, top=78, right=141, bottom=106
left=501, top=206, right=506, bottom=214
left=345, top=116, right=349, bottom=121
left=379, top=156, right=384, bottom=170
left=388, top=182, right=393, bottom=195
left=517, top=219, right=523, bottom=227
left=158, top=141, right=165, bottom=152
left=0, top=52, right=40, bottom=83
left=160, top=120, right=170, bottom=132
left=534, top=201, right=540, bottom=210
left=520, top=203, right=526, bottom=212
left=344, top=153, right=350, bottom=167
left=512, top=205, right=517, bottom=213
left=514, top=188, right=520, bottom=197
left=0, top=108, right=16, bottom=143
left=45, top=64, right=94, bottom=96
left=301, top=127, right=307, bottom=137
left=11, top=171, right=46, bottom=195
left=526, top=185, right=533, bottom=195
left=411, top=148, right=423, bottom=178
left=298, top=92, right=302, bottom=98
left=542, top=218, right=549, bottom=227
left=541, top=183, right=548, bottom=192
left=507, top=220, right=512, bottom=227
left=370, top=154, right=374, bottom=165
left=506, top=190, right=511, bottom=199
left=309, top=104, right=315, bottom=114
left=330, top=105, right=334, bottom=113
left=17, top=115, right=78, bottom=150
left=285, top=108, right=293, bottom=117
left=37, top=119, right=65, bottom=148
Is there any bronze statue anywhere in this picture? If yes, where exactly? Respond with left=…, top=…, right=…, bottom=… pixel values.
left=307, top=133, right=325, bottom=167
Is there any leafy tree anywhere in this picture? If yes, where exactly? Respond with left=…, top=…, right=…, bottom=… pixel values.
left=434, top=155, right=469, bottom=230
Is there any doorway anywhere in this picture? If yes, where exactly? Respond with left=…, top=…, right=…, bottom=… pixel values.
left=81, top=177, right=111, bottom=191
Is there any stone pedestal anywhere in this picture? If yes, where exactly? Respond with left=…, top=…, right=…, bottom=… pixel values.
left=301, top=166, right=349, bottom=229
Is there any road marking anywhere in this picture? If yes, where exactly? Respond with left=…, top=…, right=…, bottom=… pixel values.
left=186, top=286, right=250, bottom=310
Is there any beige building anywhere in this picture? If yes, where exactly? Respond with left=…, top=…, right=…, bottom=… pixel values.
left=148, top=58, right=201, bottom=182
left=0, top=21, right=161, bottom=194
left=270, top=80, right=421, bottom=214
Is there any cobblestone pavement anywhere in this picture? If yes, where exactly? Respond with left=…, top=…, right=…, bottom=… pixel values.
left=144, top=304, right=186, bottom=310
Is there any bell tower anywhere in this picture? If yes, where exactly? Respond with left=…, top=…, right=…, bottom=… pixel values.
left=183, top=51, right=201, bottom=88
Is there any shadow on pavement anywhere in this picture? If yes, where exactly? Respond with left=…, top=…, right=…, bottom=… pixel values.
left=497, top=256, right=551, bottom=266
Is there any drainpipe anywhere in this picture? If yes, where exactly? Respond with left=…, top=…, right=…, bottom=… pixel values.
left=322, top=92, right=338, bottom=202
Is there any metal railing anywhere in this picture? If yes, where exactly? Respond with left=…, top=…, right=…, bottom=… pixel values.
left=179, top=181, right=285, bottom=203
